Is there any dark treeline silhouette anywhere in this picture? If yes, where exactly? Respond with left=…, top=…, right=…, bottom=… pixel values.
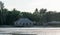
left=0, top=8, right=60, bottom=26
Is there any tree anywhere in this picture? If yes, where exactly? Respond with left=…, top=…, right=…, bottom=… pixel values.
left=0, top=8, right=8, bottom=25
left=33, top=8, right=39, bottom=15
left=39, top=8, right=47, bottom=25
left=6, top=8, right=20, bottom=25
left=39, top=8, right=47, bottom=16
left=2, top=8, right=8, bottom=25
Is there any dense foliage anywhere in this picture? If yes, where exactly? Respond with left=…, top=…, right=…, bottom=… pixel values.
left=0, top=8, right=60, bottom=26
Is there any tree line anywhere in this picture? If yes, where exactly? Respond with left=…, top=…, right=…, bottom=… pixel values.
left=0, top=8, right=60, bottom=25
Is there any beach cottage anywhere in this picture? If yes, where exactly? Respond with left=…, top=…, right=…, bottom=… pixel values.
left=14, top=18, right=33, bottom=27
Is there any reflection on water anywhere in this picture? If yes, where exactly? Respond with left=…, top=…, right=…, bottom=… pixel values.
left=0, top=34, right=36, bottom=35
left=0, top=28, right=60, bottom=35
left=12, top=34, right=36, bottom=35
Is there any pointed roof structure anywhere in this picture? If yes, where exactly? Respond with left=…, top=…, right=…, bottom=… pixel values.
left=15, top=18, right=33, bottom=23
left=14, top=18, right=33, bottom=26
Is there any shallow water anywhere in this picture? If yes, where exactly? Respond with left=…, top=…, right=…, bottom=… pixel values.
left=0, top=27, right=60, bottom=35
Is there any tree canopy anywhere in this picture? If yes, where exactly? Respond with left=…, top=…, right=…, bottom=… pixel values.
left=0, top=8, right=60, bottom=26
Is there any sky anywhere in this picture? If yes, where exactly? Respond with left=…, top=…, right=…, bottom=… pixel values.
left=0, top=0, right=60, bottom=13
